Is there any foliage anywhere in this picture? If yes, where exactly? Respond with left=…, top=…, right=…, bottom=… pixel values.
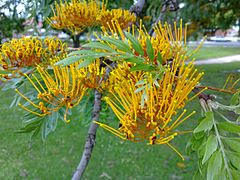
left=187, top=90, right=240, bottom=180
left=180, top=0, right=240, bottom=36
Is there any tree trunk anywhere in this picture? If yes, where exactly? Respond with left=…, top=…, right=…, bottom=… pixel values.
left=72, top=34, right=80, bottom=48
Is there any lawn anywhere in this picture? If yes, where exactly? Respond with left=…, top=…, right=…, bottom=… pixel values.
left=1, top=60, right=239, bottom=179
left=188, top=46, right=240, bottom=60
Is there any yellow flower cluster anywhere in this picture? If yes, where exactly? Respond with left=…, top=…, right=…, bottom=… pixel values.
left=100, top=20, right=205, bottom=66
left=0, top=37, right=67, bottom=80
left=15, top=63, right=88, bottom=123
left=98, top=9, right=136, bottom=31
left=94, top=21, right=206, bottom=158
left=48, top=0, right=105, bottom=33
left=48, top=0, right=136, bottom=34
left=15, top=58, right=108, bottom=122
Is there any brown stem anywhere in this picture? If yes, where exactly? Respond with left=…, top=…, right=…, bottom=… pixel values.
left=197, top=85, right=236, bottom=94
left=72, top=89, right=102, bottom=180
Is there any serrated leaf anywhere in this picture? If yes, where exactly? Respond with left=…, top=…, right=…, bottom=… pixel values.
left=102, top=36, right=132, bottom=54
left=207, top=150, right=222, bottom=180
left=223, top=138, right=240, bottom=153
left=217, top=122, right=240, bottom=133
left=202, top=134, right=218, bottom=164
left=124, top=32, right=144, bottom=56
left=146, top=37, right=154, bottom=61
left=194, top=112, right=214, bottom=133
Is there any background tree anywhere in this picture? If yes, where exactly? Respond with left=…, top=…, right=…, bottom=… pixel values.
left=0, top=0, right=26, bottom=43
left=180, top=0, right=240, bottom=38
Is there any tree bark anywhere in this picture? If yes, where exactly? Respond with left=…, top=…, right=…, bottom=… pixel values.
left=72, top=34, right=81, bottom=48
left=149, top=0, right=179, bottom=35
left=72, top=89, right=102, bottom=180
left=129, top=0, right=145, bottom=15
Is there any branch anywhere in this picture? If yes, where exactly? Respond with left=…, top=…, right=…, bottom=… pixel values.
left=129, top=0, right=146, bottom=15
left=72, top=89, right=102, bottom=180
left=197, top=85, right=236, bottom=94
left=71, top=62, right=116, bottom=180
left=149, top=0, right=179, bottom=35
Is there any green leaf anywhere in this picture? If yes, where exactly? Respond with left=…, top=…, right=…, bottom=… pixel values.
left=48, top=111, right=58, bottom=132
left=223, top=138, right=240, bottom=153
left=101, top=36, right=132, bottom=54
left=125, top=57, right=144, bottom=64
left=207, top=150, right=222, bottom=180
left=215, top=169, right=227, bottom=180
left=231, top=91, right=240, bottom=105
left=16, top=118, right=43, bottom=133
left=157, top=52, right=163, bottom=64
left=202, top=134, right=218, bottom=164
left=68, top=49, right=100, bottom=56
left=191, top=136, right=206, bottom=152
left=227, top=151, right=240, bottom=169
left=194, top=112, right=214, bottom=133
left=130, top=64, right=155, bottom=72
left=193, top=170, right=204, bottom=180
left=124, top=32, right=144, bottom=56
left=194, top=131, right=205, bottom=140
left=141, top=90, right=147, bottom=108
left=134, top=86, right=146, bottom=93
left=82, top=42, right=115, bottom=52
left=77, top=57, right=96, bottom=69
left=55, top=55, right=82, bottom=66
left=231, top=169, right=240, bottom=180
left=146, top=37, right=154, bottom=61
left=217, top=122, right=240, bottom=133
left=135, top=79, right=146, bottom=86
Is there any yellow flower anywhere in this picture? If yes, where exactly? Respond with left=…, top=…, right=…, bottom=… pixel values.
left=15, top=63, right=87, bottom=123
left=94, top=21, right=206, bottom=159
left=80, top=59, right=107, bottom=89
left=98, top=9, right=136, bottom=31
left=48, top=0, right=106, bottom=34
left=99, top=20, right=206, bottom=66
left=0, top=37, right=67, bottom=80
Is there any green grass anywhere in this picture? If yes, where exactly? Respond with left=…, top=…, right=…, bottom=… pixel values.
left=189, top=46, right=240, bottom=60
left=1, top=61, right=239, bottom=179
